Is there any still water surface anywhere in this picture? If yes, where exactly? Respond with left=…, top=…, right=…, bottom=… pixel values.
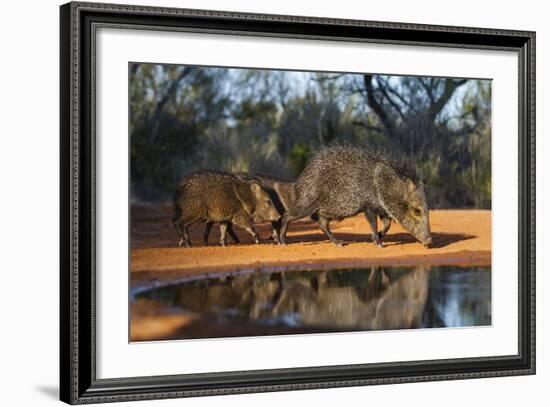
left=135, top=265, right=491, bottom=339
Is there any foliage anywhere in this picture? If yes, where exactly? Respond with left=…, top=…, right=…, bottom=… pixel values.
left=130, top=64, right=491, bottom=208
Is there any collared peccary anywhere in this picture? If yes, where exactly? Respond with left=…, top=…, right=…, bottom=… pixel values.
left=203, top=173, right=297, bottom=245
left=172, top=171, right=281, bottom=247
left=279, top=145, right=432, bottom=247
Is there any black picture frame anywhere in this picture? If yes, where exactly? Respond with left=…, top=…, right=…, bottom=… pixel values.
left=60, top=1, right=536, bottom=404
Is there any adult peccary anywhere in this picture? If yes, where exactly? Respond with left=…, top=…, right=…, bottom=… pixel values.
left=173, top=171, right=281, bottom=247
left=203, top=173, right=296, bottom=245
left=279, top=145, right=432, bottom=247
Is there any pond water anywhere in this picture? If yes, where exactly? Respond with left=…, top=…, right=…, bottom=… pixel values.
left=134, top=265, right=491, bottom=340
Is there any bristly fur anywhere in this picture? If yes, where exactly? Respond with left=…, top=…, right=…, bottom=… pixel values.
left=176, top=169, right=237, bottom=187
left=172, top=170, right=281, bottom=247
left=282, top=143, right=431, bottom=246
left=174, top=170, right=235, bottom=209
left=382, top=154, right=421, bottom=185
left=235, top=172, right=294, bottom=184
left=310, top=142, right=420, bottom=184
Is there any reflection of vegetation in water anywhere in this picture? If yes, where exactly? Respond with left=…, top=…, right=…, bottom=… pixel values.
left=422, top=267, right=491, bottom=328
left=137, top=265, right=491, bottom=332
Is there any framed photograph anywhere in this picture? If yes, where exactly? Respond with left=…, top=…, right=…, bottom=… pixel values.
left=60, top=1, right=535, bottom=404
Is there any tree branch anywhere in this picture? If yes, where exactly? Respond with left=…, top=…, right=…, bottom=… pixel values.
left=375, top=76, right=410, bottom=125
left=377, top=76, right=417, bottom=113
left=313, top=73, right=346, bottom=82
left=419, top=78, right=435, bottom=104
left=130, top=63, right=139, bottom=78
left=352, top=121, right=384, bottom=133
left=363, top=75, right=396, bottom=137
left=429, top=79, right=467, bottom=121
left=149, top=66, right=193, bottom=143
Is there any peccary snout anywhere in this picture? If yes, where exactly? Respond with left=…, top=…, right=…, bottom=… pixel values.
left=232, top=173, right=295, bottom=244
left=389, top=178, right=432, bottom=247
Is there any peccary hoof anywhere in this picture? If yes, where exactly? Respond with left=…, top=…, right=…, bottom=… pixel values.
left=333, top=240, right=346, bottom=247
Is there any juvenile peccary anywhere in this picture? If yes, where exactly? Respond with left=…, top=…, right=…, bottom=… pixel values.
left=203, top=173, right=297, bottom=245
left=173, top=171, right=281, bottom=247
left=279, top=145, right=432, bottom=247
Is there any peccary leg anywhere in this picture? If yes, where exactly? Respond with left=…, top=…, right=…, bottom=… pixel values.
left=318, top=215, right=345, bottom=246
left=203, top=222, right=239, bottom=245
left=203, top=222, right=213, bottom=245
left=172, top=217, right=182, bottom=240
left=226, top=223, right=240, bottom=244
left=175, top=222, right=192, bottom=248
left=244, top=225, right=260, bottom=244
left=183, top=224, right=193, bottom=247
left=378, top=216, right=392, bottom=239
left=219, top=222, right=228, bottom=247
left=172, top=218, right=190, bottom=247
left=245, top=224, right=260, bottom=244
left=233, top=218, right=260, bottom=244
left=364, top=210, right=383, bottom=248
left=279, top=209, right=310, bottom=245
left=271, top=220, right=281, bottom=244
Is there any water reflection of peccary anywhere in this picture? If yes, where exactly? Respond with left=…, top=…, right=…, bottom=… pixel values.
left=172, top=171, right=281, bottom=247
left=172, top=267, right=429, bottom=331
left=203, top=173, right=296, bottom=244
left=280, top=145, right=433, bottom=247
left=270, top=268, right=429, bottom=330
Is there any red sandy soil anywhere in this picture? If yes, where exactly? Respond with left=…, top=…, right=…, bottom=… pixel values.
left=130, top=204, right=491, bottom=289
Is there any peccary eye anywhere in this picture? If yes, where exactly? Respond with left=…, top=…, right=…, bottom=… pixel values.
left=413, top=208, right=422, bottom=216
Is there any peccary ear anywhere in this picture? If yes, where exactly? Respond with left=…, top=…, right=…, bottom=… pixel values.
left=407, top=178, right=416, bottom=193
left=374, top=163, right=409, bottom=221
left=250, top=182, right=263, bottom=198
